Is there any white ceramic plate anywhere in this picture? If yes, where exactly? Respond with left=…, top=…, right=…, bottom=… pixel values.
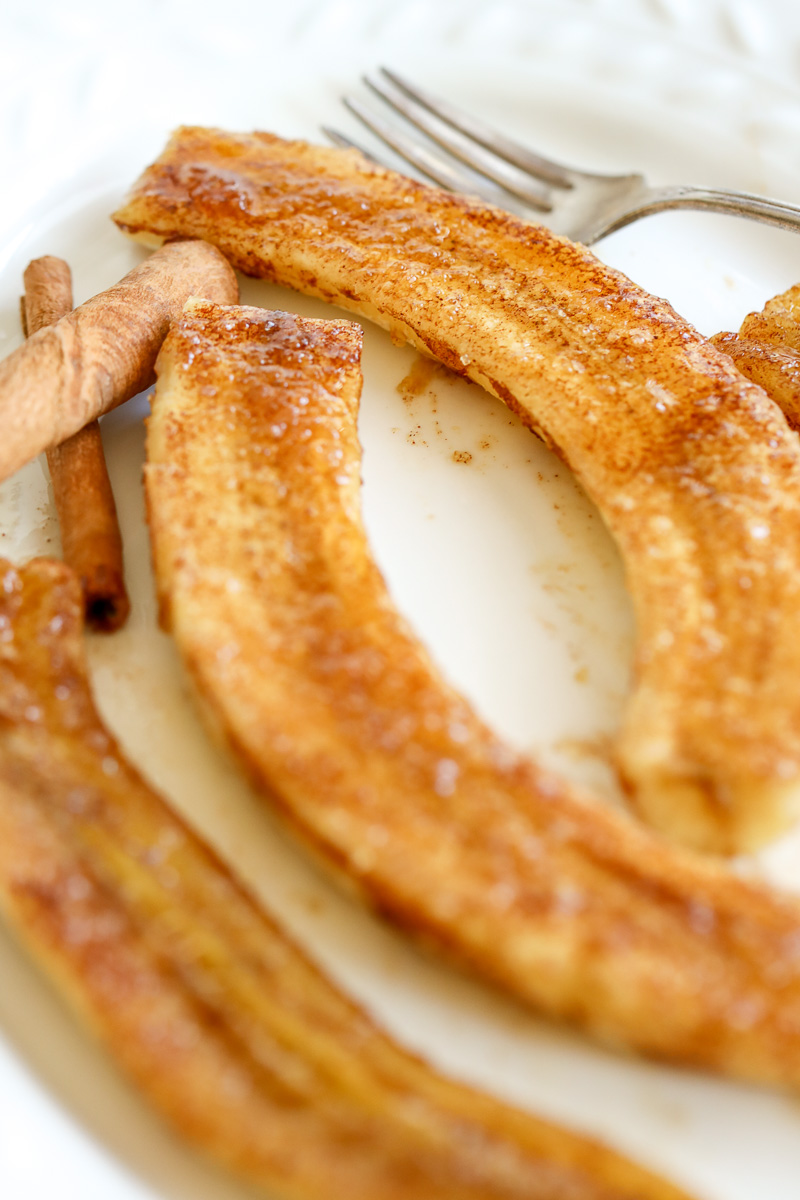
left=3, top=3, right=800, bottom=1198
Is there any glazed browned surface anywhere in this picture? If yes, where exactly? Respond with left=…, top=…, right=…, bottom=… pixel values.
left=712, top=284, right=800, bottom=430
left=115, top=128, right=800, bottom=854
left=0, top=555, right=696, bottom=1200
left=0, top=238, right=238, bottom=484
left=148, top=299, right=800, bottom=1091
left=21, top=256, right=130, bottom=631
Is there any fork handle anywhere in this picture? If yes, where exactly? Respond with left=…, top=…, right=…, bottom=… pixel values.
left=601, top=184, right=800, bottom=240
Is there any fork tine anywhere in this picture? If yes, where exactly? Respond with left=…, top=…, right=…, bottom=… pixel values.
left=362, top=72, right=553, bottom=212
left=379, top=67, right=576, bottom=190
left=321, top=125, right=383, bottom=164
left=341, top=96, right=540, bottom=215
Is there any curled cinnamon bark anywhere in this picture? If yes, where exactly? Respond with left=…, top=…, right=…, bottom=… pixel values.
left=22, top=256, right=130, bottom=631
left=21, top=256, right=71, bottom=332
left=0, top=238, right=238, bottom=483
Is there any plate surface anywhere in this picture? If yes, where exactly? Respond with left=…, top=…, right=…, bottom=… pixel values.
left=3, top=2, right=800, bottom=1198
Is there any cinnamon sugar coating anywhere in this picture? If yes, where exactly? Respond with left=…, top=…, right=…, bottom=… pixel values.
left=0, top=555, right=696, bottom=1200
left=147, top=300, right=800, bottom=1092
left=115, top=127, right=800, bottom=853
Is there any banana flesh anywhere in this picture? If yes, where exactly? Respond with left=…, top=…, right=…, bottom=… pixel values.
left=0, top=556, right=697, bottom=1199
left=712, top=283, right=800, bottom=429
left=146, top=299, right=800, bottom=1094
left=114, top=127, right=800, bottom=853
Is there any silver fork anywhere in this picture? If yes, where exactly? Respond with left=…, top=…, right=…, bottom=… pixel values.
left=324, top=67, right=800, bottom=245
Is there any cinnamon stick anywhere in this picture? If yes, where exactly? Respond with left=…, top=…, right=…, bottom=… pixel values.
left=1, top=239, right=238, bottom=484
left=22, top=256, right=130, bottom=631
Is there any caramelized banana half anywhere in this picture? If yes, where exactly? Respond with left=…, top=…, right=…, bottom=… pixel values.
left=712, top=282, right=800, bottom=430
left=115, top=128, right=800, bottom=854
left=147, top=300, right=800, bottom=1092
left=0, top=557, right=697, bottom=1200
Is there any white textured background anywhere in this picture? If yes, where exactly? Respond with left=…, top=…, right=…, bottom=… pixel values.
left=4, top=0, right=800, bottom=242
